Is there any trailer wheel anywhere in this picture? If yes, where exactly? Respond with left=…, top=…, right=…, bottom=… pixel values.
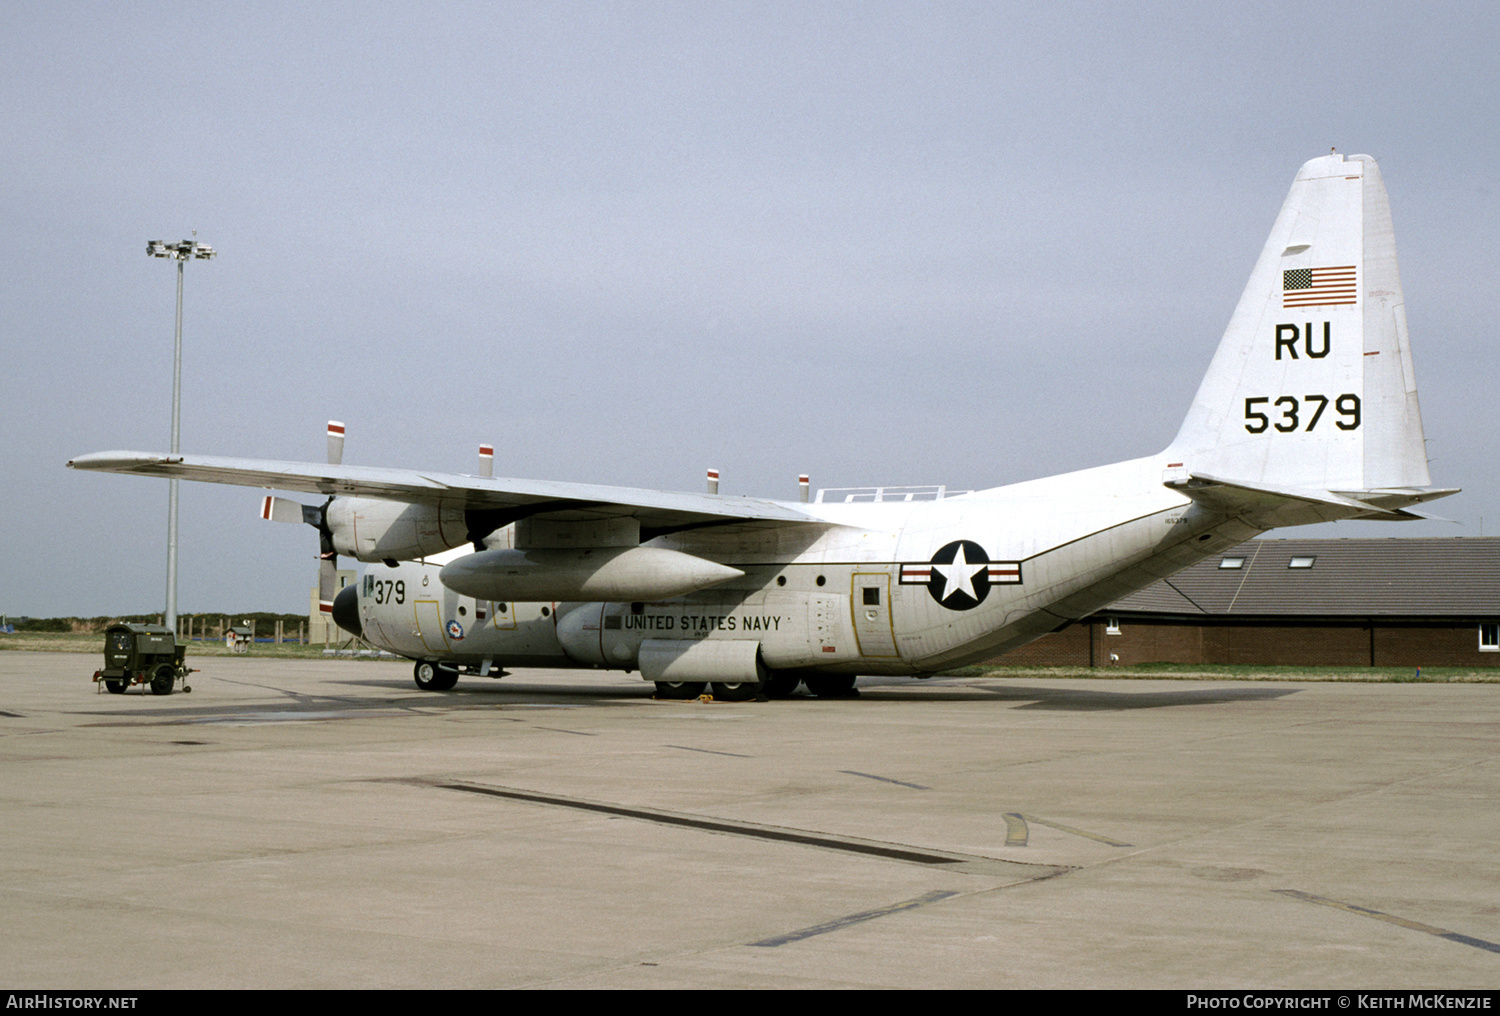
left=150, top=664, right=176, bottom=696
left=104, top=679, right=127, bottom=695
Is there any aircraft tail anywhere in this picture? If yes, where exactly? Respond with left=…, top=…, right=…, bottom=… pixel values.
left=1164, top=153, right=1455, bottom=525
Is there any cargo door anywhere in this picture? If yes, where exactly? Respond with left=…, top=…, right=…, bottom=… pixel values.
left=851, top=572, right=898, bottom=658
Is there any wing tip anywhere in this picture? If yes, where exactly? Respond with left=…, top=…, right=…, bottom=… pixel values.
left=67, top=451, right=166, bottom=471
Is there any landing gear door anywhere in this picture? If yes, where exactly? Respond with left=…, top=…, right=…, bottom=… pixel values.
left=851, top=572, right=898, bottom=658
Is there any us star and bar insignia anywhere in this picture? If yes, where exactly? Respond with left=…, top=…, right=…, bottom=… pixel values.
left=900, top=540, right=1021, bottom=611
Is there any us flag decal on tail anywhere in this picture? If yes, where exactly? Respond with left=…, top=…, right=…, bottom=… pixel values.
left=1283, top=265, right=1356, bottom=308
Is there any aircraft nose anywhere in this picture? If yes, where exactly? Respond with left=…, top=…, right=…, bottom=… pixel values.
left=331, top=583, right=362, bottom=639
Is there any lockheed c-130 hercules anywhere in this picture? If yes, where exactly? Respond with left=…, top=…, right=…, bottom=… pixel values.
left=71, top=154, right=1455, bottom=700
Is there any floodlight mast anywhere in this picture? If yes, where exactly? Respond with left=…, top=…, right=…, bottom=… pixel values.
left=146, top=237, right=215, bottom=633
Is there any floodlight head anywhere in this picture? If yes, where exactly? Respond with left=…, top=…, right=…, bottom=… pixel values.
left=146, top=238, right=216, bottom=261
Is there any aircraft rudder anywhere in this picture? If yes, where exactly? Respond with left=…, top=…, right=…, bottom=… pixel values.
left=1351, top=154, right=1430, bottom=489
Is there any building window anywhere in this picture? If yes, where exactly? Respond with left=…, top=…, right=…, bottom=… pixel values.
left=1480, top=623, right=1499, bottom=652
left=1288, top=556, right=1317, bottom=569
left=1219, top=556, right=1245, bottom=569
left=1105, top=617, right=1121, bottom=635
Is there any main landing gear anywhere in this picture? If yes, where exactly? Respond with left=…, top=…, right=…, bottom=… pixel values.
left=650, top=673, right=858, bottom=700
left=803, top=674, right=857, bottom=698
left=650, top=680, right=764, bottom=701
left=413, top=660, right=459, bottom=691
left=652, top=681, right=706, bottom=700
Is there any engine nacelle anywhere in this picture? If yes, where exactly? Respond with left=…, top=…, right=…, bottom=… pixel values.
left=325, top=497, right=469, bottom=563
left=438, top=546, right=743, bottom=602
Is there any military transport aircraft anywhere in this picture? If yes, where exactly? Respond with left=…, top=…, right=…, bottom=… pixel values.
left=71, top=153, right=1456, bottom=699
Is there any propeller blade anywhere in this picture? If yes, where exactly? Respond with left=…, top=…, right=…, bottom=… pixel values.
left=320, top=420, right=343, bottom=614
left=316, top=496, right=339, bottom=615
left=327, top=420, right=345, bottom=466
left=318, top=552, right=337, bottom=615
left=261, top=489, right=341, bottom=616
left=479, top=443, right=493, bottom=478
left=259, top=495, right=309, bottom=524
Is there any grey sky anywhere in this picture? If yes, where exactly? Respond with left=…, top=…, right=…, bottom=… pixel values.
left=3, top=1, right=1495, bottom=617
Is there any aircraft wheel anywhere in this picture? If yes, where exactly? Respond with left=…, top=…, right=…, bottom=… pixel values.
left=761, top=672, right=801, bottom=698
left=803, top=674, right=857, bottom=698
left=654, top=681, right=706, bottom=700
left=104, top=679, right=127, bottom=695
left=150, top=665, right=176, bottom=696
left=413, top=661, right=459, bottom=691
left=710, top=681, right=760, bottom=702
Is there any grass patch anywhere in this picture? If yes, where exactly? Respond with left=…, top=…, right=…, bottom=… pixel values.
left=0, top=630, right=386, bottom=660
left=966, top=662, right=1500, bottom=683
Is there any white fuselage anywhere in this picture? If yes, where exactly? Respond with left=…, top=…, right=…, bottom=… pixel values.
left=352, top=454, right=1262, bottom=678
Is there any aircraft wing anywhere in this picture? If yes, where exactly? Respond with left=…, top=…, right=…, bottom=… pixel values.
left=67, top=451, right=821, bottom=533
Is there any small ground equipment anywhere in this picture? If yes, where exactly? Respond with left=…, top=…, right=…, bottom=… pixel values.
left=94, top=623, right=194, bottom=695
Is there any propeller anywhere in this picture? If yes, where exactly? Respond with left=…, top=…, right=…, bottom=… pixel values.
left=260, top=420, right=346, bottom=615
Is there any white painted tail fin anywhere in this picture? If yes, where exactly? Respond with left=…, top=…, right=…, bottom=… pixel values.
left=1166, top=153, right=1454, bottom=521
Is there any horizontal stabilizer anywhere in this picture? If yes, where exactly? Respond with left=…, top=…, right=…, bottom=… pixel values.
left=1167, top=472, right=1458, bottom=528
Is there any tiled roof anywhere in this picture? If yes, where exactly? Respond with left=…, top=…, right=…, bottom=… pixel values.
left=1108, top=538, right=1500, bottom=618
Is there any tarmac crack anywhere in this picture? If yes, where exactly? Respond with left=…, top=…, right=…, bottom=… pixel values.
left=1273, top=889, right=1500, bottom=954
left=748, top=890, right=962, bottom=946
left=390, top=776, right=1069, bottom=879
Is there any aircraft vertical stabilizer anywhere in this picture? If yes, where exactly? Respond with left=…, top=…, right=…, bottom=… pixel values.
left=1166, top=154, right=1438, bottom=504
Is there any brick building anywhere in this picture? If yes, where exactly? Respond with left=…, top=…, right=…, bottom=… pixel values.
left=994, top=538, right=1500, bottom=668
